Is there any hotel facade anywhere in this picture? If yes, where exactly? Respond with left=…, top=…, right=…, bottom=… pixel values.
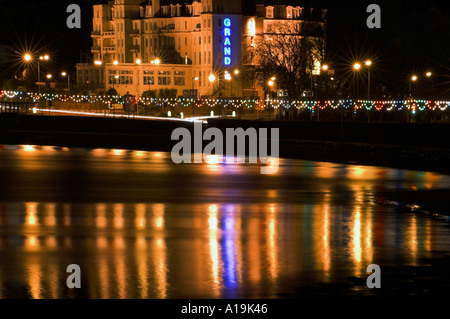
left=76, top=0, right=327, bottom=98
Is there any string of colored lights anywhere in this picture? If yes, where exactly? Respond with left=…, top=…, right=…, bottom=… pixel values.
left=1, top=90, right=450, bottom=112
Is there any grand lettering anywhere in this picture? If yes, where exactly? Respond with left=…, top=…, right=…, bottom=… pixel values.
left=224, top=18, right=232, bottom=65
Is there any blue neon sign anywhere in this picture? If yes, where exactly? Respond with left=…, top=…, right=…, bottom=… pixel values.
left=224, top=18, right=232, bottom=66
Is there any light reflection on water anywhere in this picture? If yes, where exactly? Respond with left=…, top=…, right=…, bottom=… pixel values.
left=0, top=146, right=450, bottom=299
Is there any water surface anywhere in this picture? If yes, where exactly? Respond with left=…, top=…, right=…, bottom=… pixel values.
left=1, top=145, right=450, bottom=299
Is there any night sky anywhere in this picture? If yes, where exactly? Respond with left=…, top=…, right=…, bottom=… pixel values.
left=0, top=0, right=448, bottom=97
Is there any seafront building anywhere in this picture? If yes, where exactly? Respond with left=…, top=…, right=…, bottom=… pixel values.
left=76, top=0, right=327, bottom=98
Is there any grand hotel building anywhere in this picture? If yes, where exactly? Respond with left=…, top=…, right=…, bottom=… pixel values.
left=76, top=0, right=327, bottom=98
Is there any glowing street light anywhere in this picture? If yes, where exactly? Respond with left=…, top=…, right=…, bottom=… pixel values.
left=46, top=74, right=52, bottom=80
left=410, top=75, right=418, bottom=96
left=209, top=73, right=216, bottom=83
left=113, top=74, right=120, bottom=90
left=191, top=76, right=200, bottom=117
left=113, top=60, right=119, bottom=66
left=322, top=64, right=329, bottom=71
left=61, top=71, right=71, bottom=95
left=266, top=77, right=276, bottom=120
left=23, top=54, right=32, bottom=62
left=425, top=71, right=434, bottom=98
left=94, top=60, right=103, bottom=66
left=352, top=63, right=362, bottom=99
left=135, top=58, right=142, bottom=65
left=365, top=60, right=373, bottom=100
left=37, top=54, right=50, bottom=94
left=233, top=69, right=241, bottom=98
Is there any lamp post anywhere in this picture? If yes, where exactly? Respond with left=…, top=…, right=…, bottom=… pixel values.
left=94, top=60, right=104, bottom=91
left=426, top=71, right=433, bottom=99
left=268, top=77, right=275, bottom=120
left=233, top=69, right=240, bottom=98
left=209, top=73, right=218, bottom=116
left=365, top=60, right=372, bottom=100
left=23, top=54, right=33, bottom=89
left=148, top=58, right=161, bottom=93
left=209, top=73, right=217, bottom=94
left=322, top=64, right=329, bottom=97
left=135, top=59, right=142, bottom=98
left=113, top=74, right=119, bottom=90
left=38, top=55, right=50, bottom=95
left=352, top=63, right=362, bottom=119
left=61, top=72, right=70, bottom=95
left=410, top=75, right=418, bottom=97
left=353, top=62, right=362, bottom=99
left=192, top=76, right=199, bottom=118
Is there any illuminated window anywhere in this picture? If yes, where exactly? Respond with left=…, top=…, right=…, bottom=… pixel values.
left=247, top=18, right=256, bottom=37
left=266, top=6, right=274, bottom=18
left=287, top=7, right=293, bottom=18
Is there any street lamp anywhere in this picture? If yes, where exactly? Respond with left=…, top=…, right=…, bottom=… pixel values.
left=61, top=72, right=70, bottom=95
left=113, top=60, right=119, bottom=66
left=192, top=76, right=199, bottom=91
left=113, top=74, right=119, bottom=90
left=23, top=54, right=32, bottom=62
left=365, top=60, right=372, bottom=100
left=352, top=62, right=362, bottom=100
left=322, top=64, right=329, bottom=72
left=22, top=54, right=33, bottom=89
left=209, top=74, right=219, bottom=115
left=135, top=58, right=142, bottom=65
left=267, top=77, right=276, bottom=120
left=209, top=73, right=216, bottom=84
left=410, top=75, right=418, bottom=96
left=233, top=69, right=240, bottom=98
left=46, top=74, right=52, bottom=79
left=426, top=71, right=433, bottom=99
left=38, top=54, right=50, bottom=94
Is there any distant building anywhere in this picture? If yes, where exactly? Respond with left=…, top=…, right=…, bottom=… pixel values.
left=76, top=0, right=326, bottom=97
